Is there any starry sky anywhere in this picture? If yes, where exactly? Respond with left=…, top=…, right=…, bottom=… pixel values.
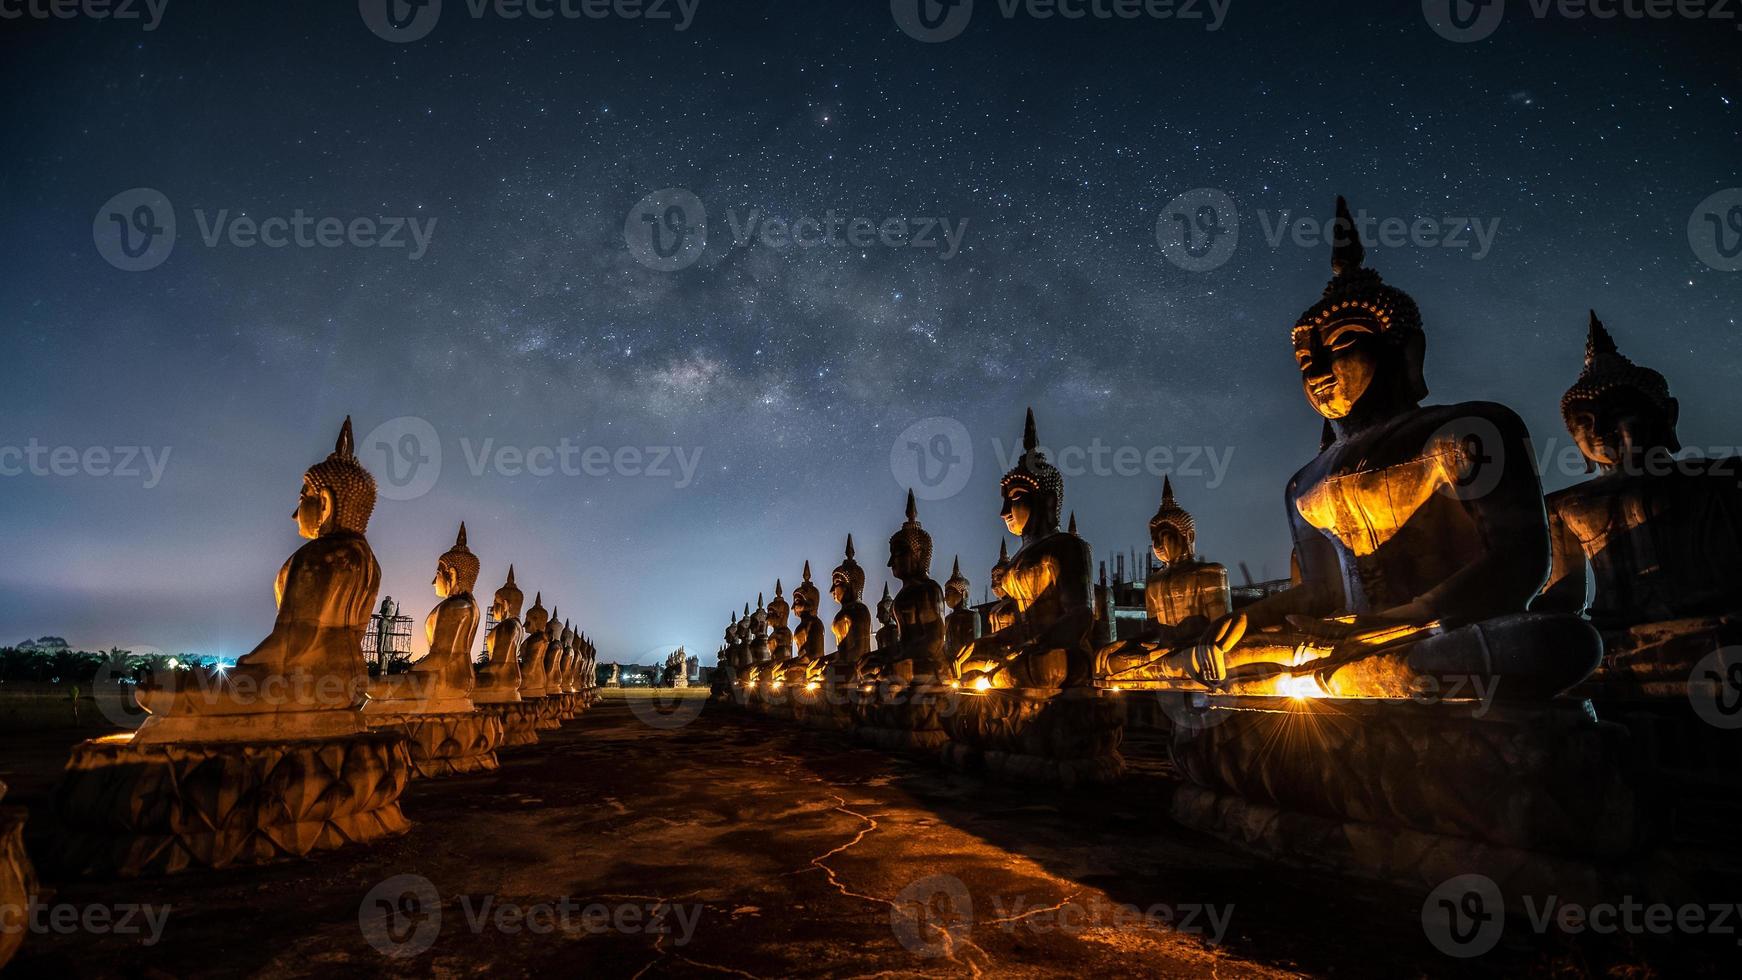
left=2, top=1, right=1738, bottom=664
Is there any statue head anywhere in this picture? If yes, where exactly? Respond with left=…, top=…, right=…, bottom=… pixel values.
left=1292, top=198, right=1428, bottom=423
left=297, top=416, right=377, bottom=537
left=525, top=591, right=549, bottom=633
left=990, top=539, right=1011, bottom=598
left=434, top=522, right=481, bottom=598
left=945, top=556, right=970, bottom=611
left=888, top=489, right=934, bottom=581
left=1000, top=408, right=1064, bottom=538
left=831, top=534, right=865, bottom=605
left=491, top=565, right=524, bottom=621
left=1148, top=477, right=1197, bottom=566
left=767, top=580, right=791, bottom=624
left=546, top=606, right=561, bottom=641
left=1562, top=311, right=1680, bottom=471
left=876, top=583, right=896, bottom=625
left=563, top=620, right=576, bottom=646
left=750, top=596, right=767, bottom=632
left=793, top=561, right=820, bottom=617
left=725, top=613, right=739, bottom=645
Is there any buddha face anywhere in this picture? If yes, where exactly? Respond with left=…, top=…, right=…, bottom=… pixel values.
left=294, top=477, right=334, bottom=539
left=990, top=564, right=1008, bottom=598
left=945, top=579, right=968, bottom=610
left=1151, top=525, right=1190, bottom=566
left=1000, top=485, right=1037, bottom=536
left=433, top=559, right=459, bottom=598
left=830, top=575, right=850, bottom=605
left=1295, top=317, right=1383, bottom=420
left=1565, top=391, right=1677, bottom=471
left=792, top=588, right=814, bottom=617
left=490, top=592, right=509, bottom=621
left=888, top=535, right=921, bottom=580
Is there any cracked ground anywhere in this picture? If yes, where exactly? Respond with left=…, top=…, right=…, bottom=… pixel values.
left=4, top=697, right=1716, bottom=978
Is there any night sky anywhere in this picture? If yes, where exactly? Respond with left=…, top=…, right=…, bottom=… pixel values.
left=2, top=1, right=1738, bottom=664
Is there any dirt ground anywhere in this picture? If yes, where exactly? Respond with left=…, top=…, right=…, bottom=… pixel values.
left=0, top=695, right=1723, bottom=978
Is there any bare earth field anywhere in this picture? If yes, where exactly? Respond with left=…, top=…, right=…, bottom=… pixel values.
left=0, top=694, right=1721, bottom=979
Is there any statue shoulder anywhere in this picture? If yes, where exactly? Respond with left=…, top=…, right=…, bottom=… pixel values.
left=1422, top=400, right=1534, bottom=444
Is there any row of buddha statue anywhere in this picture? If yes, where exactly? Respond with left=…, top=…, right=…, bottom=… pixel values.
left=53, top=417, right=602, bottom=876
left=713, top=197, right=1741, bottom=786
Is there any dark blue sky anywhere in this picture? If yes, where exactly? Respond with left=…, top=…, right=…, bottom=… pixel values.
left=2, top=1, right=1738, bottom=663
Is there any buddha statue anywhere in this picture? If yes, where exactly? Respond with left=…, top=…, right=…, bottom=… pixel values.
left=785, top=562, right=827, bottom=685
left=986, top=539, right=1017, bottom=635
left=1120, top=198, right=1599, bottom=700
left=135, top=417, right=383, bottom=742
left=366, top=523, right=480, bottom=714
left=957, top=409, right=1096, bottom=690
left=519, top=593, right=551, bottom=698
left=830, top=536, right=874, bottom=680
left=873, top=583, right=900, bottom=666
left=943, top=556, right=981, bottom=666
left=561, top=619, right=580, bottom=695
left=474, top=566, right=524, bottom=703
left=767, top=580, right=794, bottom=683
left=879, top=490, right=950, bottom=683
left=1535, top=313, right=1742, bottom=628
left=1098, top=479, right=1232, bottom=680
left=744, top=598, right=771, bottom=690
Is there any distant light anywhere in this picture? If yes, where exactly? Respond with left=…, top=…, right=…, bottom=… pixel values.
left=973, top=676, right=991, bottom=691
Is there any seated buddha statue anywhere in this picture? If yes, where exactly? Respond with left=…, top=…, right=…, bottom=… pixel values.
left=518, top=593, right=551, bottom=698
left=135, top=417, right=383, bottom=743
left=877, top=490, right=950, bottom=683
left=744, top=598, right=771, bottom=688
left=944, top=557, right=981, bottom=666
left=366, top=523, right=480, bottom=714
left=830, top=536, right=875, bottom=683
left=767, top=581, right=794, bottom=685
left=1099, top=479, right=1232, bottom=681
left=873, top=584, right=900, bottom=666
left=560, top=620, right=580, bottom=694
left=784, top=563, right=828, bottom=685
left=957, top=409, right=1096, bottom=690
left=1534, top=313, right=1742, bottom=628
left=474, top=566, right=524, bottom=703
left=985, top=539, right=1017, bottom=635
left=1129, top=198, right=1599, bottom=700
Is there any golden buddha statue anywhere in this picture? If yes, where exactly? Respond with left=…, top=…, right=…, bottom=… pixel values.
left=873, top=583, right=900, bottom=666
left=561, top=619, right=580, bottom=695
left=943, top=556, right=981, bottom=666
left=830, top=536, right=874, bottom=678
left=767, top=580, right=794, bottom=682
left=474, top=566, right=524, bottom=703
left=135, top=417, right=383, bottom=743
left=366, top=523, right=480, bottom=714
left=519, top=593, right=551, bottom=698
left=985, top=539, right=1017, bottom=635
left=1126, top=198, right=1599, bottom=700
left=1536, top=313, right=1742, bottom=626
left=1098, top=479, right=1231, bottom=681
left=785, top=562, right=827, bottom=685
left=958, top=409, right=1096, bottom=690
left=879, top=490, right=950, bottom=682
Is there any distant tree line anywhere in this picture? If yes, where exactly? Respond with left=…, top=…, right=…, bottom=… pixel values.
left=0, top=644, right=208, bottom=685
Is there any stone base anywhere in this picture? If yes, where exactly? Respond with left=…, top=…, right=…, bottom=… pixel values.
left=940, top=688, right=1125, bottom=788
left=0, top=804, right=38, bottom=969
left=853, top=685, right=951, bottom=754
left=481, top=700, right=542, bottom=748
left=365, top=710, right=503, bottom=779
left=530, top=696, right=563, bottom=731
left=1171, top=695, right=1638, bottom=857
left=792, top=690, right=853, bottom=732
left=1169, top=784, right=1683, bottom=908
left=50, top=730, right=411, bottom=877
